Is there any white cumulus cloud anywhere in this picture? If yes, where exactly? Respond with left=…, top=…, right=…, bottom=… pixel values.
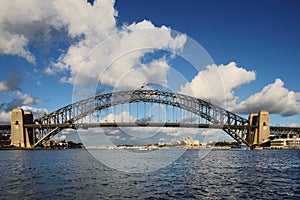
left=0, top=0, right=67, bottom=63
left=100, top=111, right=135, bottom=123
left=180, top=62, right=256, bottom=107
left=0, top=0, right=117, bottom=63
left=0, top=91, right=40, bottom=112
left=0, top=106, right=48, bottom=123
left=231, top=78, right=300, bottom=116
left=112, top=56, right=171, bottom=90
left=0, top=0, right=186, bottom=91
left=0, top=111, right=11, bottom=123
left=20, top=105, right=48, bottom=118
left=55, top=19, right=186, bottom=92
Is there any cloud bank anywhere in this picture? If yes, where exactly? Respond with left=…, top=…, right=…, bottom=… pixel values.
left=181, top=62, right=300, bottom=117
left=0, top=0, right=187, bottom=122
left=231, top=78, right=300, bottom=116
left=0, top=0, right=186, bottom=92
left=180, top=62, right=256, bottom=107
left=0, top=73, right=44, bottom=123
left=57, top=20, right=186, bottom=91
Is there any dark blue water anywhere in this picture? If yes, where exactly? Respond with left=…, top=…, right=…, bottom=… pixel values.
left=0, top=149, right=299, bottom=199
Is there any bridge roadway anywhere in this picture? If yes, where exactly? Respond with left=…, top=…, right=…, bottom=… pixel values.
left=1, top=122, right=300, bottom=148
left=1, top=122, right=299, bottom=133
left=23, top=122, right=254, bottom=130
left=270, top=126, right=300, bottom=132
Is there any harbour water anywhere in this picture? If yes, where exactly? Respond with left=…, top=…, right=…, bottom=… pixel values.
left=0, top=149, right=299, bottom=199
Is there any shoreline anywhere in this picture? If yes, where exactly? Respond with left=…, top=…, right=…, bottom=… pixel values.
left=1, top=145, right=299, bottom=151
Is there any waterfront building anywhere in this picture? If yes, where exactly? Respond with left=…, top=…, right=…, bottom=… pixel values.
left=270, top=138, right=300, bottom=149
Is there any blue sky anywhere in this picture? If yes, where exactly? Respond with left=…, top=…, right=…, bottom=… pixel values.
left=0, top=0, right=300, bottom=144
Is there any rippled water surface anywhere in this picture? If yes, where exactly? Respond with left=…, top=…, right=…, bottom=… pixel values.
left=0, top=149, right=299, bottom=199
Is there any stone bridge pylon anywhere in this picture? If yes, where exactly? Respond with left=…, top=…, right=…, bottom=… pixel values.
left=10, top=108, right=35, bottom=148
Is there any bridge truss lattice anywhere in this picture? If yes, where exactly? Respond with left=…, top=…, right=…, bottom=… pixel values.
left=33, top=90, right=250, bottom=147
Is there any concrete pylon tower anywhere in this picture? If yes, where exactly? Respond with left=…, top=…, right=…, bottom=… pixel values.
left=10, top=108, right=34, bottom=148
left=257, top=110, right=270, bottom=144
left=247, top=110, right=270, bottom=147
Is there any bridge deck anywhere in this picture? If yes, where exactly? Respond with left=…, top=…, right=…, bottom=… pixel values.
left=2, top=123, right=300, bottom=133
left=270, top=126, right=300, bottom=132
left=2, top=122, right=252, bottom=131
left=19, top=122, right=253, bottom=130
left=72, top=122, right=253, bottom=130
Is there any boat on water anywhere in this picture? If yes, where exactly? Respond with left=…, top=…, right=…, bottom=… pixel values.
left=254, top=146, right=264, bottom=150
left=139, top=146, right=151, bottom=151
left=231, top=143, right=249, bottom=150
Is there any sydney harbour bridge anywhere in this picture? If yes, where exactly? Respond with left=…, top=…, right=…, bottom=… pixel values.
left=1, top=89, right=300, bottom=149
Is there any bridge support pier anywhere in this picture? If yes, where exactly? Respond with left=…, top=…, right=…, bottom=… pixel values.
left=248, top=110, right=270, bottom=147
left=10, top=108, right=35, bottom=148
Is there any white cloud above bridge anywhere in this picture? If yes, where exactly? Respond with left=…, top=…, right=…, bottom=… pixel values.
left=0, top=0, right=186, bottom=92
left=231, top=78, right=300, bottom=116
left=180, top=62, right=256, bottom=108
left=180, top=62, right=300, bottom=117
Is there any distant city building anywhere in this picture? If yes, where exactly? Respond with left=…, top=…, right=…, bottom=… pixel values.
left=192, top=140, right=200, bottom=146
left=177, top=136, right=193, bottom=145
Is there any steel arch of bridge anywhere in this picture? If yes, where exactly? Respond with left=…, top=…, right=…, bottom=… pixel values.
left=33, top=90, right=250, bottom=147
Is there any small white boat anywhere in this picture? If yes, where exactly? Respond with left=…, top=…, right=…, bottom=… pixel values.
left=139, top=146, right=151, bottom=151
left=231, top=143, right=249, bottom=150
left=254, top=146, right=264, bottom=150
